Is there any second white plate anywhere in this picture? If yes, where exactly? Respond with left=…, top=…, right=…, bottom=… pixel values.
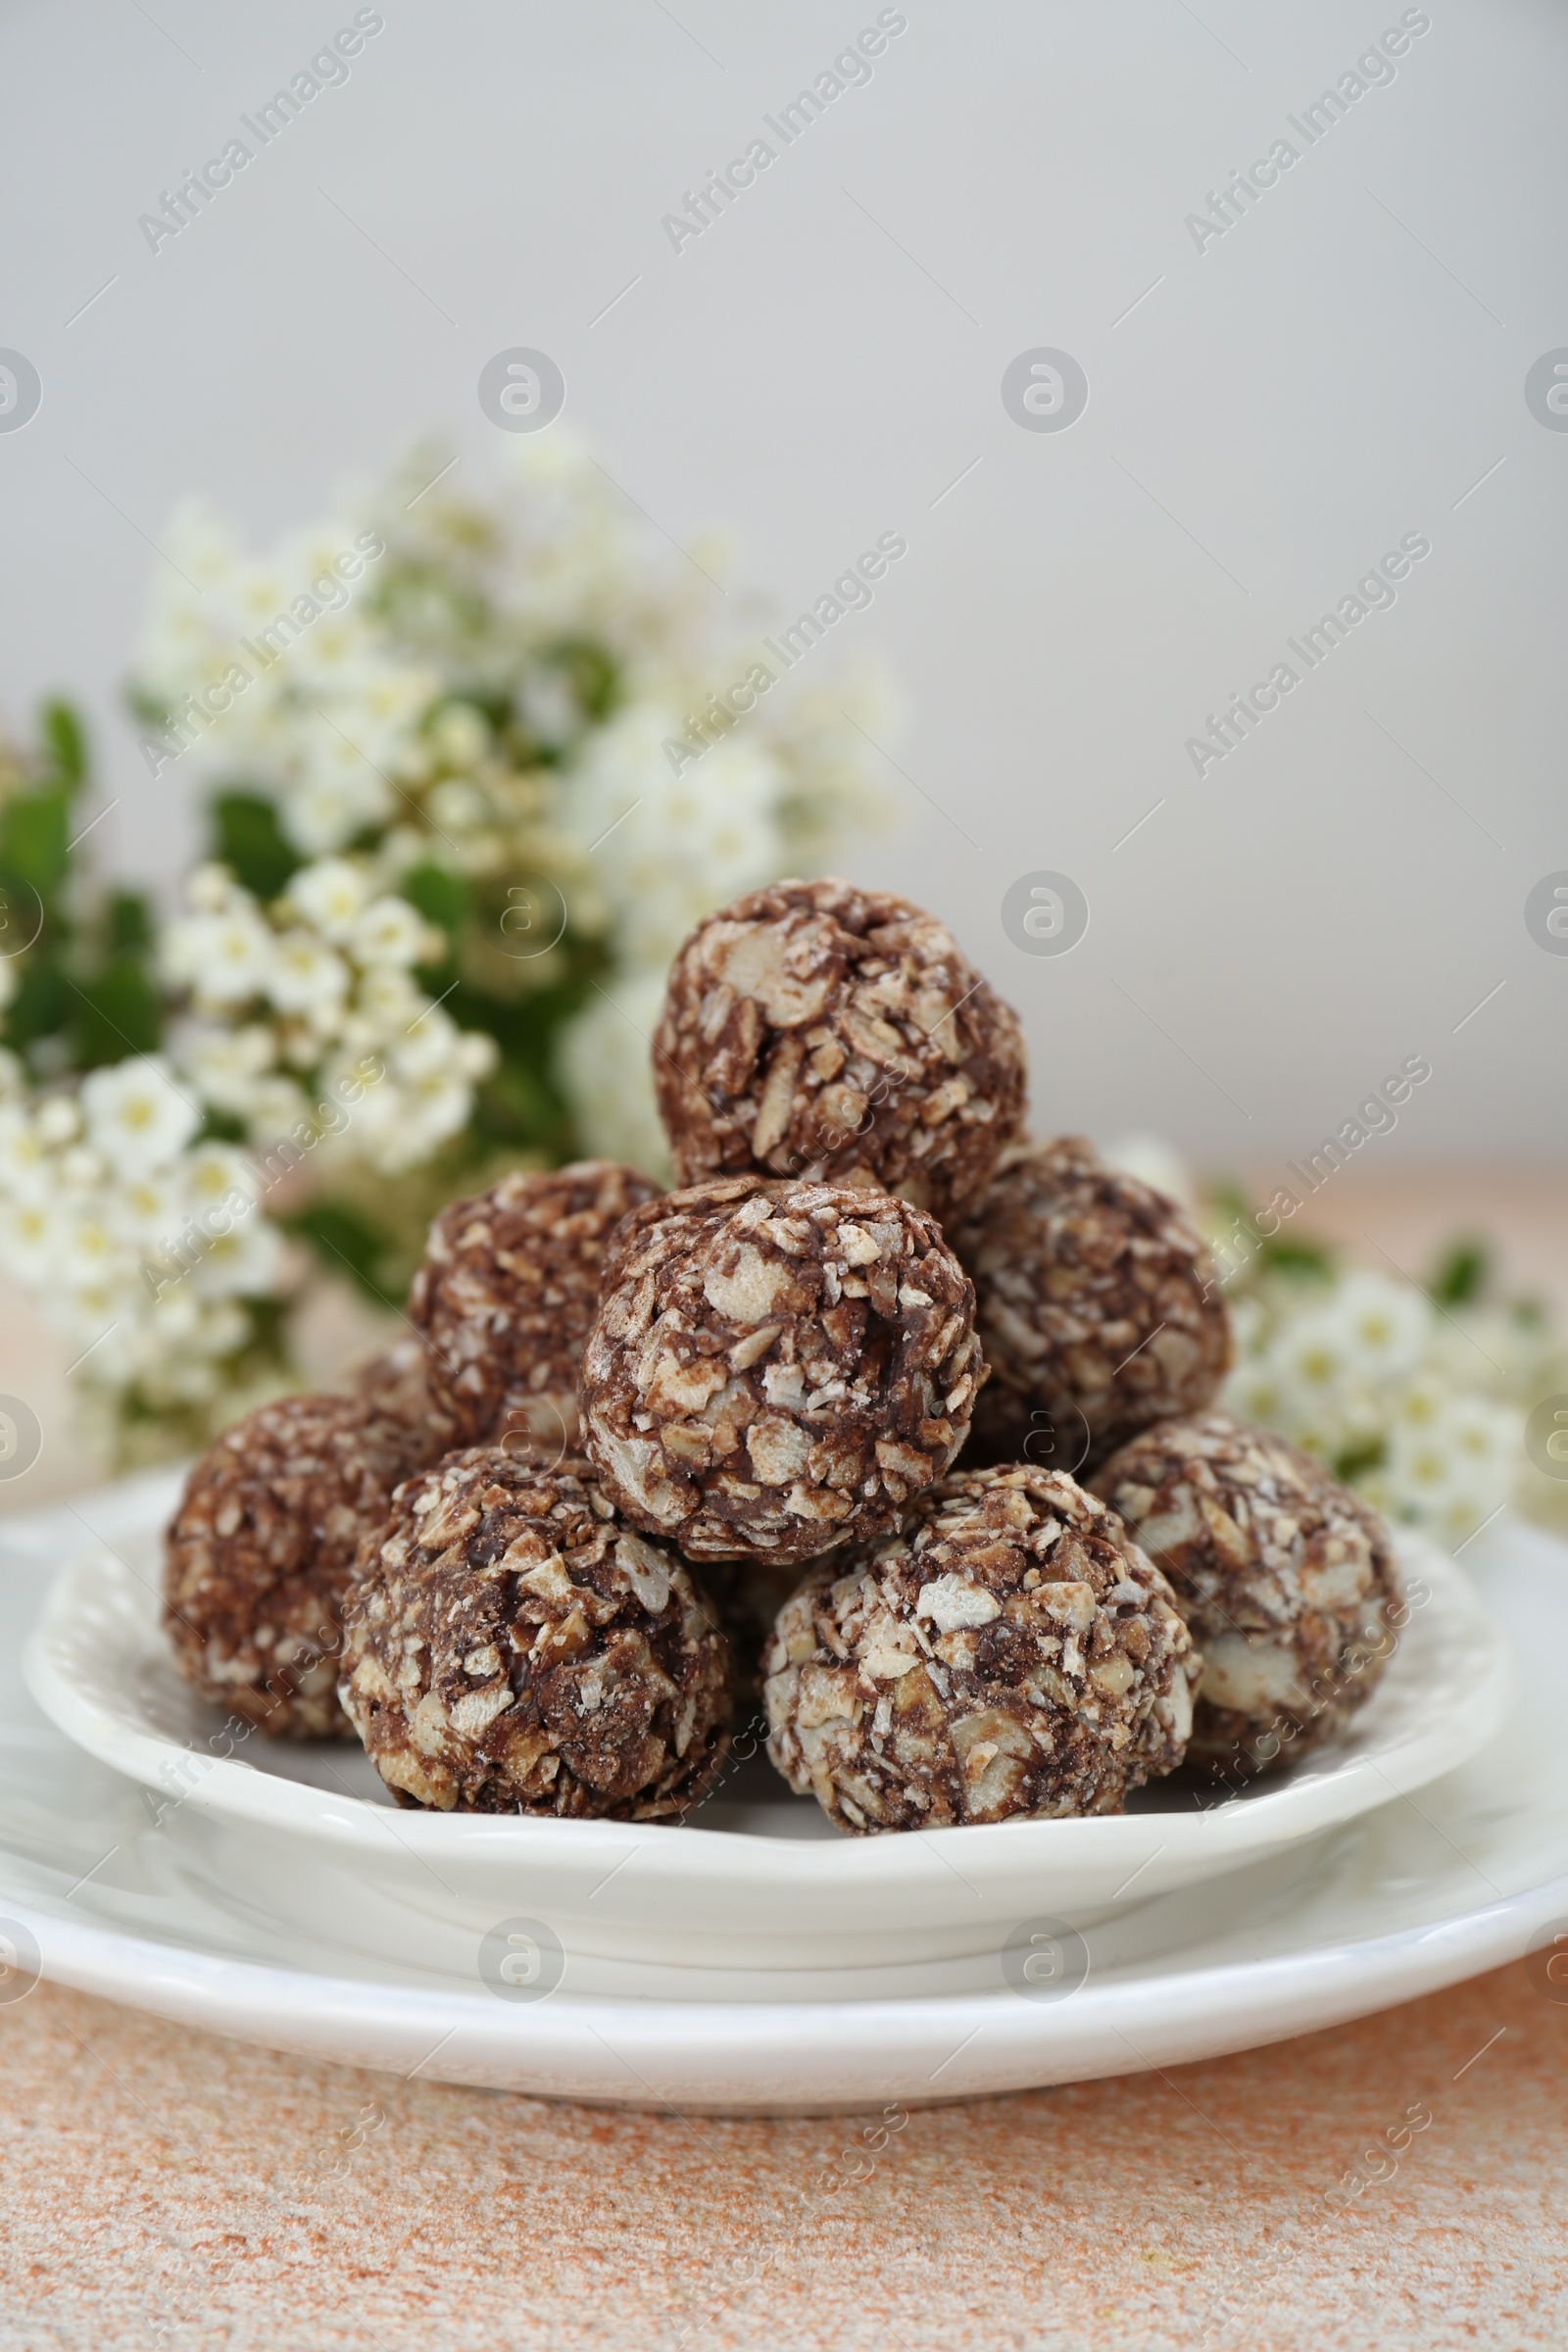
left=23, top=1484, right=1511, bottom=1981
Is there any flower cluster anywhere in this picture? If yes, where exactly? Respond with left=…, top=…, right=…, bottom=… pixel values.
left=0, top=433, right=893, bottom=1461
left=0, top=1051, right=281, bottom=1410
left=164, top=858, right=496, bottom=1177
left=1217, top=1250, right=1532, bottom=1548
left=134, top=431, right=894, bottom=1174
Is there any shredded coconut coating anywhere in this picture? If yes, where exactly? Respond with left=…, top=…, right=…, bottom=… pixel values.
left=581, top=1178, right=986, bottom=1565
left=652, top=878, right=1027, bottom=1220
left=339, top=1447, right=733, bottom=1817
left=1092, top=1411, right=1400, bottom=1771
left=352, top=1336, right=465, bottom=1457
left=762, top=1465, right=1199, bottom=1833
left=954, top=1136, right=1232, bottom=1470
left=409, top=1162, right=662, bottom=1449
left=164, top=1394, right=428, bottom=1739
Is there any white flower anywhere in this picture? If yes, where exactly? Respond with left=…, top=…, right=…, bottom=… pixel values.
left=34, top=1097, right=80, bottom=1147
left=0, top=1195, right=63, bottom=1282
left=162, top=906, right=273, bottom=1004
left=0, top=1107, right=51, bottom=1202
left=430, top=703, right=490, bottom=767
left=80, top=1057, right=200, bottom=1175
left=189, top=1209, right=284, bottom=1301
left=286, top=858, right=372, bottom=942
left=178, top=1022, right=275, bottom=1114
left=266, top=931, right=350, bottom=1019
left=1322, top=1272, right=1430, bottom=1385
left=105, top=1171, right=179, bottom=1246
left=349, top=896, right=431, bottom=968
left=355, top=966, right=424, bottom=1032
left=246, top=1076, right=311, bottom=1141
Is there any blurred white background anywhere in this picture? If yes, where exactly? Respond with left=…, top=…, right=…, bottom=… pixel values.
left=2, top=0, right=1564, bottom=1165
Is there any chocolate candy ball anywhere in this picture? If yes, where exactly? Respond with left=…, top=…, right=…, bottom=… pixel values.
left=652, top=878, right=1027, bottom=1221
left=762, top=1466, right=1199, bottom=1834
left=164, top=1394, right=425, bottom=1738
left=352, top=1335, right=465, bottom=1457
left=580, top=1178, right=985, bottom=1565
left=953, top=1136, right=1232, bottom=1472
left=1092, top=1412, right=1401, bottom=1775
left=409, top=1161, right=661, bottom=1450
left=339, top=1447, right=732, bottom=1817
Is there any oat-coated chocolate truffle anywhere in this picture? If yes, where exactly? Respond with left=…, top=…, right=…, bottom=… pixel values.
left=353, top=1335, right=465, bottom=1455
left=1092, top=1411, right=1400, bottom=1773
left=409, top=1161, right=662, bottom=1450
left=339, top=1446, right=732, bottom=1816
left=581, top=1177, right=985, bottom=1565
left=164, top=1393, right=426, bottom=1739
left=652, top=878, right=1027, bottom=1220
left=954, top=1136, right=1233, bottom=1472
left=762, top=1465, right=1199, bottom=1834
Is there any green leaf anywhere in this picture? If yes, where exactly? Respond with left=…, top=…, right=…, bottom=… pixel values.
left=1430, top=1239, right=1489, bottom=1307
left=209, top=791, right=301, bottom=902
left=107, top=889, right=153, bottom=956
left=1, top=957, right=71, bottom=1050
left=40, top=700, right=86, bottom=788
left=1334, top=1437, right=1387, bottom=1483
left=71, top=962, right=163, bottom=1067
left=0, top=786, right=72, bottom=897
left=401, top=860, right=472, bottom=938
left=1262, top=1238, right=1333, bottom=1278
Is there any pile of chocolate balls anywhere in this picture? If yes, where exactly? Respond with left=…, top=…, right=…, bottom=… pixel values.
left=165, top=879, right=1400, bottom=1834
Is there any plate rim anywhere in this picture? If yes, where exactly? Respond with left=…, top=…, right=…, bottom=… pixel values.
left=0, top=1863, right=1557, bottom=2111
left=21, top=1521, right=1515, bottom=1892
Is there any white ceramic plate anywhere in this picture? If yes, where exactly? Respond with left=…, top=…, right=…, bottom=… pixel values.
left=22, top=1478, right=1514, bottom=1978
left=0, top=1484, right=1562, bottom=2112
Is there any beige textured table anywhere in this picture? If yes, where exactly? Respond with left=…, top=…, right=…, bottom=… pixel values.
left=2, top=1164, right=1565, bottom=2351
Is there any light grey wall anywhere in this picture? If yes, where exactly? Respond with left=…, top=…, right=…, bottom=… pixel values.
left=2, top=0, right=1564, bottom=1163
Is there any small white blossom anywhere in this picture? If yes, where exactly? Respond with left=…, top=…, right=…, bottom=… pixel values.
left=266, top=931, right=351, bottom=1019
left=286, top=858, right=372, bottom=942
left=80, top=1057, right=200, bottom=1175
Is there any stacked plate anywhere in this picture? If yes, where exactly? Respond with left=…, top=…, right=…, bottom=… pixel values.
left=3, top=1471, right=1563, bottom=2114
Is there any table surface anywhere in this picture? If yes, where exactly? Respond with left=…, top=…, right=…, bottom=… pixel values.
left=2, top=1161, right=1565, bottom=2351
